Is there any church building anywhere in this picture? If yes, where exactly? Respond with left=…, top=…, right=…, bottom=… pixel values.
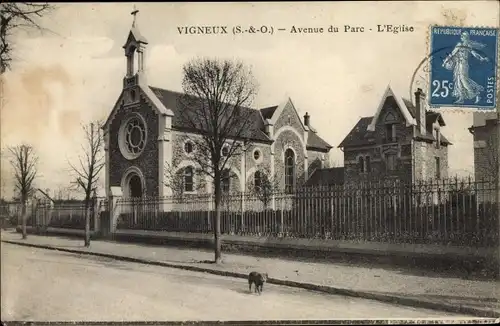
left=102, top=12, right=333, bottom=201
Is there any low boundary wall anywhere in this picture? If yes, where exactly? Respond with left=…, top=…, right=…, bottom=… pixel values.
left=16, top=225, right=499, bottom=278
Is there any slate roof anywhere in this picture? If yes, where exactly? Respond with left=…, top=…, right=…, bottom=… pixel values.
left=305, top=167, right=345, bottom=186
left=338, top=96, right=451, bottom=148
left=149, top=86, right=332, bottom=151
left=260, top=105, right=278, bottom=120
left=307, top=130, right=333, bottom=151
left=125, top=26, right=148, bottom=46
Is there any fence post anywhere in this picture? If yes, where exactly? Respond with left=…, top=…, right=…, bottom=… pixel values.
left=240, top=192, right=245, bottom=234
left=207, top=194, right=212, bottom=230
left=46, top=201, right=53, bottom=233
left=92, top=191, right=99, bottom=233
left=280, top=197, right=284, bottom=236
left=109, top=186, right=123, bottom=236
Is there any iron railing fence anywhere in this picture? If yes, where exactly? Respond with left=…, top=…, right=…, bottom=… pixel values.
left=115, top=177, right=499, bottom=247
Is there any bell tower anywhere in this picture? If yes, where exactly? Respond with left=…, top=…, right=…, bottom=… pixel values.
left=122, top=5, right=148, bottom=89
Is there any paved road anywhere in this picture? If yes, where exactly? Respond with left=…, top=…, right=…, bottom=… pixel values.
left=1, top=243, right=471, bottom=322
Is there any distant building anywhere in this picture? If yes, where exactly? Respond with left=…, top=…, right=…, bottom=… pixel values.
left=338, top=85, right=451, bottom=184
left=469, top=111, right=499, bottom=183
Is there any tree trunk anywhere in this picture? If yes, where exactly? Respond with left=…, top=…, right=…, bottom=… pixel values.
left=213, top=178, right=222, bottom=264
left=84, top=199, right=91, bottom=247
left=21, top=198, right=27, bottom=240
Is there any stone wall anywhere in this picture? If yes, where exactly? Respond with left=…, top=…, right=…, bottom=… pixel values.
left=473, top=122, right=499, bottom=182
left=274, top=100, right=303, bottom=132
left=414, top=140, right=449, bottom=181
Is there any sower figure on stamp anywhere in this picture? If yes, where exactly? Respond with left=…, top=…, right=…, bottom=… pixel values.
left=442, top=31, right=489, bottom=104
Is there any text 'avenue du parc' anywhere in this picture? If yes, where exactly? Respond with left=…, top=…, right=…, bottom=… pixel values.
left=176, top=25, right=415, bottom=35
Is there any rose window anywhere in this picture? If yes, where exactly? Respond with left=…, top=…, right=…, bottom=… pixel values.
left=124, top=118, right=146, bottom=155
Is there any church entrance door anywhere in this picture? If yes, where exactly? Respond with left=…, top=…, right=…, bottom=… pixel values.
left=129, top=174, right=143, bottom=198
left=127, top=173, right=143, bottom=226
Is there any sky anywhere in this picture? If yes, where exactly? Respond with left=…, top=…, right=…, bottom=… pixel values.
left=1, top=1, right=499, bottom=199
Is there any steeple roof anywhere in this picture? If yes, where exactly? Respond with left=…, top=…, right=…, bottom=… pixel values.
left=122, top=6, right=148, bottom=48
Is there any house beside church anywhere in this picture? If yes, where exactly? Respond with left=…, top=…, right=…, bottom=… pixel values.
left=469, top=111, right=499, bottom=203
left=102, top=15, right=333, bottom=205
left=337, top=86, right=452, bottom=184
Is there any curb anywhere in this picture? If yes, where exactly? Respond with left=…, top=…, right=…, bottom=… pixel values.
left=2, top=239, right=499, bottom=319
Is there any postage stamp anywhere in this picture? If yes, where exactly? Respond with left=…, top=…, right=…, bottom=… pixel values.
left=428, top=25, right=499, bottom=110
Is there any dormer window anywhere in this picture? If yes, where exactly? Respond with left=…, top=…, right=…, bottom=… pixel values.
left=385, top=124, right=397, bottom=142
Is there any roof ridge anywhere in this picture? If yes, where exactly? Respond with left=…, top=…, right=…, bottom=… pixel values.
left=149, top=84, right=261, bottom=112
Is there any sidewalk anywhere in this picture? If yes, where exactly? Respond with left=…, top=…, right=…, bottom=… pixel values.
left=1, top=230, right=499, bottom=318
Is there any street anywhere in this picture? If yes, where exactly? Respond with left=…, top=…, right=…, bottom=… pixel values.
left=1, top=243, right=470, bottom=322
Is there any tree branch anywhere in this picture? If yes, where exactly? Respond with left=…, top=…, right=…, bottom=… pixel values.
left=68, top=120, right=105, bottom=203
left=1, top=3, right=55, bottom=73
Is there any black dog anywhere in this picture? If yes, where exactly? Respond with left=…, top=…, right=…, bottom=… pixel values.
left=248, top=271, right=268, bottom=295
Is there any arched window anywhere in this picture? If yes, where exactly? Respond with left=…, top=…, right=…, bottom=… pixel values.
left=222, top=169, right=231, bottom=193
left=184, top=166, right=194, bottom=192
left=284, top=149, right=295, bottom=193
left=221, top=145, right=230, bottom=157
left=254, top=171, right=262, bottom=192
left=184, top=141, right=194, bottom=154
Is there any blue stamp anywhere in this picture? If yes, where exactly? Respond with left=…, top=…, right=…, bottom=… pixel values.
left=429, top=26, right=499, bottom=109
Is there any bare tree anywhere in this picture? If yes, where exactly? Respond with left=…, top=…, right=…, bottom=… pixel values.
left=7, top=144, right=38, bottom=239
left=0, top=3, right=55, bottom=73
left=68, top=121, right=104, bottom=247
left=248, top=166, right=282, bottom=209
left=178, top=58, right=258, bottom=263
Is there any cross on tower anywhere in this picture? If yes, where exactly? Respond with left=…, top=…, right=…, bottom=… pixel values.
left=131, top=5, right=139, bottom=27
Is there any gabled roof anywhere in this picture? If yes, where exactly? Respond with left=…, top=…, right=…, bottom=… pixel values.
left=338, top=86, right=452, bottom=148
left=269, top=97, right=307, bottom=130
left=367, top=84, right=417, bottom=131
left=338, top=117, right=376, bottom=148
left=102, top=73, right=173, bottom=130
left=338, top=113, right=451, bottom=148
left=104, top=78, right=332, bottom=150
left=305, top=167, right=345, bottom=186
left=123, top=26, right=148, bottom=48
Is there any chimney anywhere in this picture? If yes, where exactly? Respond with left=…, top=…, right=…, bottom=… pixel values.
left=414, top=88, right=426, bottom=134
left=304, top=112, right=310, bottom=127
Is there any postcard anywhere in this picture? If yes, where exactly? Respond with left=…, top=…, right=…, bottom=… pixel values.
left=1, top=1, right=499, bottom=324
